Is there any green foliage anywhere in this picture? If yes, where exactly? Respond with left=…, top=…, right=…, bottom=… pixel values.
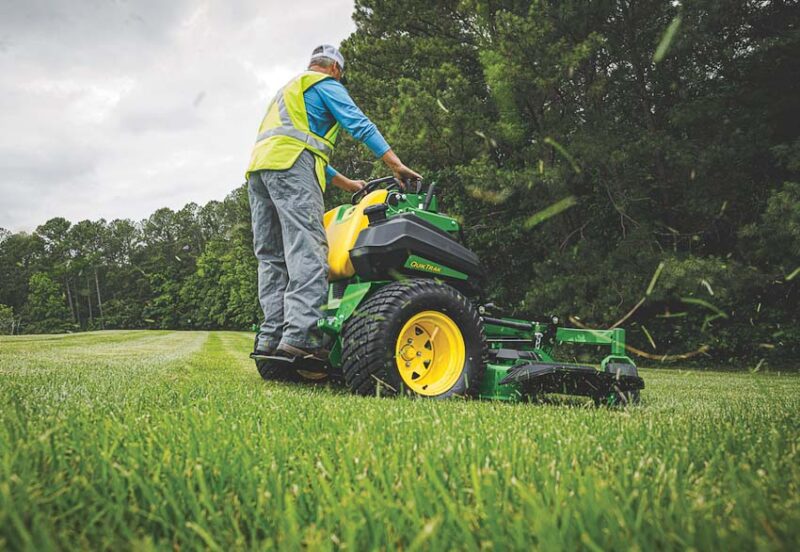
left=0, top=331, right=798, bottom=549
left=22, top=273, right=72, bottom=334
left=180, top=239, right=259, bottom=329
left=740, top=181, right=800, bottom=272
left=0, top=186, right=256, bottom=334
left=0, top=304, right=12, bottom=335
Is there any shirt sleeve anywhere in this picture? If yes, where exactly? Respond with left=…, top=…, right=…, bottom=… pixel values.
left=324, top=164, right=338, bottom=185
left=315, top=79, right=391, bottom=158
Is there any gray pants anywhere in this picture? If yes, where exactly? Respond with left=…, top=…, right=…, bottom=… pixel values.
left=248, top=150, right=328, bottom=351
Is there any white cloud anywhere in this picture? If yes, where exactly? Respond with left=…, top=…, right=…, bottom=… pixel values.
left=0, top=0, right=356, bottom=231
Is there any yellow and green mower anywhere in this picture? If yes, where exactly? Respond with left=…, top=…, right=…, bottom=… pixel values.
left=253, top=177, right=644, bottom=405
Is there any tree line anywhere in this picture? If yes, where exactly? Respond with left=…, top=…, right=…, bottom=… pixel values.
left=1, top=0, right=798, bottom=367
left=0, top=190, right=258, bottom=335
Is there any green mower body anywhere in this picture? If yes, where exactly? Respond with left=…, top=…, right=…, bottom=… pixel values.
left=255, top=177, right=644, bottom=404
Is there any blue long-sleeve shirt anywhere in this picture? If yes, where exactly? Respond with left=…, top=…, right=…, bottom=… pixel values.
left=304, top=78, right=390, bottom=185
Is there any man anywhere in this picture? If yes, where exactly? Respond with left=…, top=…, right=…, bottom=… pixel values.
left=246, top=44, right=421, bottom=361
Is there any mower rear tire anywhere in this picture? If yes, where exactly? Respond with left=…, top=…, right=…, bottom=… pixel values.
left=341, top=279, right=486, bottom=398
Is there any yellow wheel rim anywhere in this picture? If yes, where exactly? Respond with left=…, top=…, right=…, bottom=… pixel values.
left=395, top=310, right=465, bottom=396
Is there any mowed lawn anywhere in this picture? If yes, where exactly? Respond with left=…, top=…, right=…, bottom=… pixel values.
left=0, top=331, right=798, bottom=550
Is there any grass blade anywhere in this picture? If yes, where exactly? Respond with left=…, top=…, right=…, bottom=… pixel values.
left=524, top=196, right=578, bottom=229
left=653, top=15, right=682, bottom=62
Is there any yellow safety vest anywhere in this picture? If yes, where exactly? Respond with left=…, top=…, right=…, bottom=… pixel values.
left=246, top=71, right=341, bottom=191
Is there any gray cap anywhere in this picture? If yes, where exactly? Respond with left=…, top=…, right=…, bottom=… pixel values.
left=310, top=44, right=345, bottom=70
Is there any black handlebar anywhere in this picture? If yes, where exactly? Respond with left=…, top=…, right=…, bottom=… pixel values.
left=350, top=176, right=435, bottom=206
left=351, top=176, right=407, bottom=204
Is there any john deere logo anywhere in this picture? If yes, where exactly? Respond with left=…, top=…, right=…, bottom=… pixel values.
left=409, top=260, right=442, bottom=274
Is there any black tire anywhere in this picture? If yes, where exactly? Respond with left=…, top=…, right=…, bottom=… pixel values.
left=340, top=279, right=486, bottom=398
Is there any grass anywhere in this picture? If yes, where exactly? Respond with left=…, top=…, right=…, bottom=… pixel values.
left=0, top=330, right=798, bottom=550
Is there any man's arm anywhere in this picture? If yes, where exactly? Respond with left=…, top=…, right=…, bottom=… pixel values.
left=316, top=80, right=422, bottom=183
left=326, top=164, right=365, bottom=192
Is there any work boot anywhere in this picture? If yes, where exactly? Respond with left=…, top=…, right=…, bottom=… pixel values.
left=276, top=343, right=329, bottom=362
left=251, top=333, right=278, bottom=359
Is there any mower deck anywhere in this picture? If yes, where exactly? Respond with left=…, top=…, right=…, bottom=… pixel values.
left=477, top=318, right=644, bottom=403
left=499, top=361, right=644, bottom=400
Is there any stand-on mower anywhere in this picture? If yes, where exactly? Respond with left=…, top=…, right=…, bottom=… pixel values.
left=252, top=177, right=644, bottom=405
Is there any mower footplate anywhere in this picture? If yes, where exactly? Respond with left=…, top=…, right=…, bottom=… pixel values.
left=500, top=361, right=644, bottom=399
left=258, top=354, right=328, bottom=374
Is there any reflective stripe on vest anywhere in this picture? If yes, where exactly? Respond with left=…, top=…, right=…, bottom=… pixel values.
left=255, top=93, right=334, bottom=158
left=255, top=126, right=333, bottom=157
left=256, top=126, right=333, bottom=157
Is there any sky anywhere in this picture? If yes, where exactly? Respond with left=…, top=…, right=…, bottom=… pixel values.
left=0, top=0, right=357, bottom=232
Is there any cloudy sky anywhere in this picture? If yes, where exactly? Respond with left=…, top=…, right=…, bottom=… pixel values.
left=0, top=0, right=356, bottom=232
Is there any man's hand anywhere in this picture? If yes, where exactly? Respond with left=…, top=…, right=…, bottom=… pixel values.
left=348, top=179, right=367, bottom=192
left=331, top=172, right=366, bottom=193
left=391, top=164, right=422, bottom=184
left=381, top=149, right=422, bottom=188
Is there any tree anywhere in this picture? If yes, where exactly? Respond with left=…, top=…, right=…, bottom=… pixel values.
left=22, top=273, right=71, bottom=333
left=0, top=304, right=13, bottom=335
left=35, top=218, right=76, bottom=325
left=0, top=232, right=43, bottom=316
